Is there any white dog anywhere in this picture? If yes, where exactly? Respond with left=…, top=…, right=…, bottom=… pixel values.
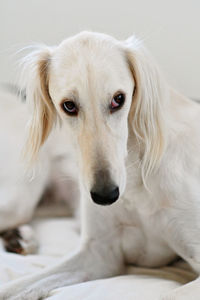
left=0, top=31, right=200, bottom=300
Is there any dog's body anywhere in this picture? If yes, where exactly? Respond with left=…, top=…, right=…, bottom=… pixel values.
left=0, top=32, right=200, bottom=299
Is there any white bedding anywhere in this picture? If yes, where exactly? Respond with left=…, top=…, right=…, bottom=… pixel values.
left=0, top=216, right=197, bottom=300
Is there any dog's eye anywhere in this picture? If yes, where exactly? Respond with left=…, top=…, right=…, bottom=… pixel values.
left=62, top=101, right=78, bottom=116
left=110, top=93, right=125, bottom=112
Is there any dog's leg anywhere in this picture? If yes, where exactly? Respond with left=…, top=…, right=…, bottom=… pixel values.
left=159, top=203, right=200, bottom=299
left=0, top=185, right=40, bottom=232
left=0, top=172, right=48, bottom=254
left=0, top=198, right=123, bottom=299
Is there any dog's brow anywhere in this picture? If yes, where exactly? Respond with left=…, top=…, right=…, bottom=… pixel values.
left=63, top=89, right=79, bottom=101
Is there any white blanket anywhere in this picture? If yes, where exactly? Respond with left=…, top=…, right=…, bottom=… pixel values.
left=0, top=217, right=197, bottom=300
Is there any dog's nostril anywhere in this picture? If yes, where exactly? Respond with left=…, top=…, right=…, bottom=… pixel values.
left=90, top=186, right=120, bottom=206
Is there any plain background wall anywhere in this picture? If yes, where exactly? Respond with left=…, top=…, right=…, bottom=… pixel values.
left=0, top=0, right=199, bottom=98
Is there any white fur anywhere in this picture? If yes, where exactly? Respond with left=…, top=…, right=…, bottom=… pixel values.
left=0, top=90, right=79, bottom=231
left=0, top=31, right=200, bottom=300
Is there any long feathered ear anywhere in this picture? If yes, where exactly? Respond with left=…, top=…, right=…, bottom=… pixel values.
left=21, top=46, right=56, bottom=163
left=124, top=36, right=168, bottom=182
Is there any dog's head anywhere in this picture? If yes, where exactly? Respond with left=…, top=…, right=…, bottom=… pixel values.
left=23, top=32, right=167, bottom=205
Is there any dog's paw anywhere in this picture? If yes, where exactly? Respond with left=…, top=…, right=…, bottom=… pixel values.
left=1, top=225, right=38, bottom=255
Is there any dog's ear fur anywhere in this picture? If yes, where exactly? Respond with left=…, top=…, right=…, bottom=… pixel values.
left=21, top=47, right=56, bottom=162
left=124, top=36, right=168, bottom=182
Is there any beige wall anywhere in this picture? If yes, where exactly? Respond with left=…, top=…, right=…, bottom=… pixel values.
left=0, top=0, right=199, bottom=98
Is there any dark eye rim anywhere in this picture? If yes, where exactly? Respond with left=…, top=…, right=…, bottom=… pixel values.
left=60, top=99, right=79, bottom=116
left=109, top=91, right=126, bottom=113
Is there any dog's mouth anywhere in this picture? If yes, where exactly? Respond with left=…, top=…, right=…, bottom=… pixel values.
left=90, top=186, right=120, bottom=206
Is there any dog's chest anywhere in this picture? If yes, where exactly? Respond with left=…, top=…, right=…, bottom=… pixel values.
left=116, top=200, right=177, bottom=267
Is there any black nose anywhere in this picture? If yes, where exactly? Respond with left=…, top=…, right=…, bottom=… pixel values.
left=90, top=186, right=120, bottom=205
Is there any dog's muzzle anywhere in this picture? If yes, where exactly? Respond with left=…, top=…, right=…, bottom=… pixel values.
left=90, top=186, right=119, bottom=205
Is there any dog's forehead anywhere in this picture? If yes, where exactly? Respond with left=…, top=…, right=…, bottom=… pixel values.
left=49, top=34, right=133, bottom=101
